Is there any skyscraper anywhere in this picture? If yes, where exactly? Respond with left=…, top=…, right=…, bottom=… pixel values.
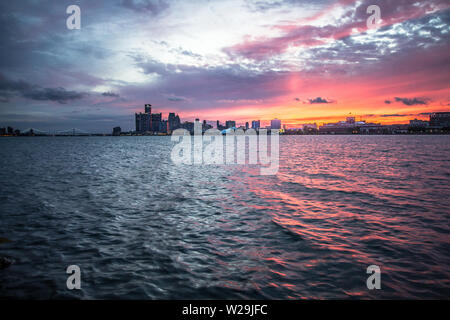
left=135, top=112, right=151, bottom=133
left=150, top=113, right=162, bottom=132
left=168, top=112, right=181, bottom=131
left=135, top=104, right=154, bottom=133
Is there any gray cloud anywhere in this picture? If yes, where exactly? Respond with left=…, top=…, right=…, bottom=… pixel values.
left=308, top=97, right=334, bottom=104
left=23, top=88, right=85, bottom=104
left=102, top=92, right=120, bottom=98
left=0, top=73, right=85, bottom=104
left=380, top=114, right=411, bottom=117
left=394, top=97, right=429, bottom=106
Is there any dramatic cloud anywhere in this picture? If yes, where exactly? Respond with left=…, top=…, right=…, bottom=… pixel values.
left=23, top=88, right=85, bottom=104
left=226, top=0, right=450, bottom=61
left=0, top=74, right=85, bottom=104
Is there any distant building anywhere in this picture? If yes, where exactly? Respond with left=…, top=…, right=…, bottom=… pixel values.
left=251, top=120, right=260, bottom=130
left=181, top=121, right=194, bottom=134
left=216, top=120, right=226, bottom=131
left=346, top=117, right=355, bottom=124
left=319, top=116, right=382, bottom=134
left=135, top=104, right=179, bottom=134
left=7, top=127, right=13, bottom=135
left=245, top=122, right=249, bottom=130
left=135, top=104, right=152, bottom=132
left=302, top=123, right=317, bottom=130
left=271, top=118, right=281, bottom=130
left=409, top=119, right=429, bottom=127
left=225, top=120, right=236, bottom=129
left=168, top=113, right=181, bottom=131
left=112, top=126, right=121, bottom=136
left=150, top=113, right=162, bottom=132
left=430, top=112, right=450, bottom=128
left=0, top=128, right=6, bottom=135
left=160, top=120, right=168, bottom=133
left=202, top=120, right=213, bottom=132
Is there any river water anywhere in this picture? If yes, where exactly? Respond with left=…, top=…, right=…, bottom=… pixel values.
left=0, top=135, right=449, bottom=299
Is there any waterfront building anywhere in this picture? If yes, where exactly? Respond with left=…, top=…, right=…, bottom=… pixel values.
left=168, top=113, right=181, bottom=131
left=319, top=116, right=382, bottom=134
left=112, top=126, right=121, bottom=136
left=225, top=120, right=236, bottom=129
left=430, top=112, right=450, bottom=128
left=216, top=120, right=226, bottom=131
left=135, top=104, right=180, bottom=134
left=150, top=113, right=162, bottom=133
left=181, top=121, right=194, bottom=134
left=302, top=123, right=317, bottom=130
left=251, top=120, right=260, bottom=130
left=409, top=119, right=429, bottom=128
left=271, top=118, right=281, bottom=130
left=160, top=120, right=168, bottom=133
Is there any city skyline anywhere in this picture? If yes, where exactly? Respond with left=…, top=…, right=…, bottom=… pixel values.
left=0, top=1, right=449, bottom=133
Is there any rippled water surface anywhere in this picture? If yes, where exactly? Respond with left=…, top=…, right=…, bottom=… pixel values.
left=0, top=136, right=449, bottom=299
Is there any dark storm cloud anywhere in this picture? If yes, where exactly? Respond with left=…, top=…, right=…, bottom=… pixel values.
left=23, top=88, right=85, bottom=104
left=308, top=97, right=333, bottom=104
left=394, top=97, right=429, bottom=106
left=0, top=73, right=85, bottom=104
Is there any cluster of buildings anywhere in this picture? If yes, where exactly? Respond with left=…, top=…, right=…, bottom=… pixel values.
left=408, top=112, right=450, bottom=133
left=0, top=126, right=21, bottom=136
left=133, top=104, right=283, bottom=135
left=135, top=104, right=181, bottom=135
left=318, top=116, right=383, bottom=134
left=313, top=112, right=450, bottom=134
left=133, top=104, right=450, bottom=136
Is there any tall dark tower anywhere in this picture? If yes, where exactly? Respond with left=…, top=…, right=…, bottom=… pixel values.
left=144, top=104, right=152, bottom=114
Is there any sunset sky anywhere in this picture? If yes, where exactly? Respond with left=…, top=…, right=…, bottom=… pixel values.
left=0, top=0, right=449, bottom=132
